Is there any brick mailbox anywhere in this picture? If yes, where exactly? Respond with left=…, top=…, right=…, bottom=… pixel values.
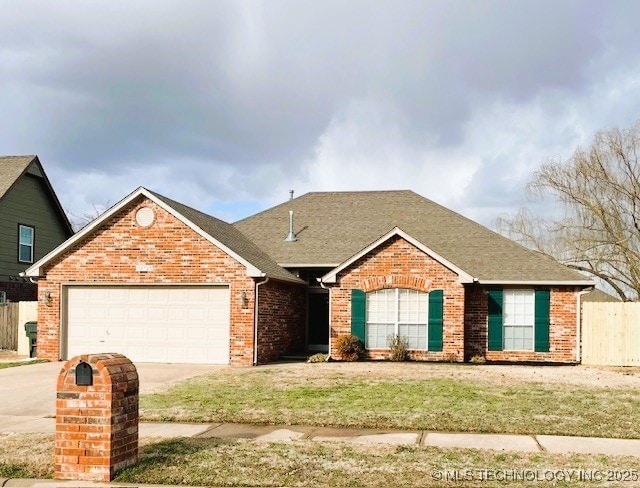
left=55, top=353, right=139, bottom=481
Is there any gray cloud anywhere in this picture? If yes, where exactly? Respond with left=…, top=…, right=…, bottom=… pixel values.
left=1, top=0, right=640, bottom=224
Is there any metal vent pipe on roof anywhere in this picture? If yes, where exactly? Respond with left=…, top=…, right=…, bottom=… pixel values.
left=285, top=210, right=297, bottom=242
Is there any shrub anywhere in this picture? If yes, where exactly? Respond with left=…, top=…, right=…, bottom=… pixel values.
left=388, top=334, right=409, bottom=361
left=334, top=334, right=364, bottom=361
left=470, top=354, right=486, bottom=364
left=307, top=353, right=329, bottom=363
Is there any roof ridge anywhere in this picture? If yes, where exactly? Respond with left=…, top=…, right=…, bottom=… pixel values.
left=305, top=189, right=413, bottom=195
left=234, top=192, right=306, bottom=224
left=234, top=188, right=590, bottom=282
left=0, top=154, right=37, bottom=160
left=234, top=189, right=416, bottom=224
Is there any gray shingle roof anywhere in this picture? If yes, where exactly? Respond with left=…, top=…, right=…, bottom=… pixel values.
left=0, top=155, right=37, bottom=200
left=235, top=190, right=592, bottom=283
left=582, top=288, right=620, bottom=302
left=149, top=191, right=304, bottom=284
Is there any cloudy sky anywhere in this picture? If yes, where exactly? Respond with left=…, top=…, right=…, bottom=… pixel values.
left=2, top=0, right=640, bottom=227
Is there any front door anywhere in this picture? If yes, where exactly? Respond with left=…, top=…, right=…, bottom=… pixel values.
left=308, top=291, right=329, bottom=352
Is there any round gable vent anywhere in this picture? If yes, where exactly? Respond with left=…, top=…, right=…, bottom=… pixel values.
left=135, top=207, right=155, bottom=227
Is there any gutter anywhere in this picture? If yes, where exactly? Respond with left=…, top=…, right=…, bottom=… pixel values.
left=576, top=287, right=594, bottom=363
left=253, top=277, right=269, bottom=366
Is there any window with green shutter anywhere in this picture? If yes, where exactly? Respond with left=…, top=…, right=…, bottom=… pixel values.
left=350, top=289, right=366, bottom=343
left=427, top=290, right=444, bottom=351
left=487, top=289, right=503, bottom=351
left=354, top=288, right=441, bottom=350
left=487, top=288, right=551, bottom=352
left=534, top=289, right=550, bottom=352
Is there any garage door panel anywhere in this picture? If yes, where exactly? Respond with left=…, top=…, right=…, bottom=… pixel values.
left=167, top=308, right=185, bottom=320
left=109, top=307, right=127, bottom=320
left=147, top=327, right=165, bottom=340
left=127, top=327, right=146, bottom=339
left=148, top=308, right=166, bottom=321
left=167, top=328, right=185, bottom=340
left=66, top=286, right=230, bottom=364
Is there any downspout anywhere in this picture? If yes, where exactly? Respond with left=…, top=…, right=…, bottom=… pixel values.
left=253, top=276, right=269, bottom=366
left=575, top=287, right=594, bottom=363
left=318, top=279, right=332, bottom=361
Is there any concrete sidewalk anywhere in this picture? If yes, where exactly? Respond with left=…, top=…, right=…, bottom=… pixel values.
left=1, top=416, right=639, bottom=459
left=2, top=422, right=640, bottom=488
left=0, top=480, right=206, bottom=488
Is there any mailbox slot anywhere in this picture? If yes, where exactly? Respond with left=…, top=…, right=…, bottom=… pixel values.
left=75, top=361, right=93, bottom=386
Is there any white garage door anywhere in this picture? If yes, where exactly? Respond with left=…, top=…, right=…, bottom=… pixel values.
left=65, top=285, right=230, bottom=364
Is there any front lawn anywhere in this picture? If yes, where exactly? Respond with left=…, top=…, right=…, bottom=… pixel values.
left=2, top=434, right=638, bottom=487
left=140, top=362, right=640, bottom=439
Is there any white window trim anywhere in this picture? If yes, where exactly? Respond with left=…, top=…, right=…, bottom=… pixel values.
left=18, top=224, right=34, bottom=264
left=366, top=288, right=429, bottom=351
left=502, top=289, right=535, bottom=352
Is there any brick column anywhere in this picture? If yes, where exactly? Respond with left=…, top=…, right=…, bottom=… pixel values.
left=55, top=353, right=139, bottom=481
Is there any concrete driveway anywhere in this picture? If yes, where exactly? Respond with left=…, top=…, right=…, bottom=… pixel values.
left=0, top=360, right=225, bottom=418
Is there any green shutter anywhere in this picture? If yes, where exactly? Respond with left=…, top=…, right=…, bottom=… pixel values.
left=534, top=289, right=550, bottom=352
left=350, top=289, right=366, bottom=343
left=487, top=289, right=503, bottom=351
left=428, top=290, right=444, bottom=351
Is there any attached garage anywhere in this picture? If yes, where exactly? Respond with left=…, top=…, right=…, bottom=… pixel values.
left=64, top=285, right=231, bottom=364
left=24, top=187, right=305, bottom=365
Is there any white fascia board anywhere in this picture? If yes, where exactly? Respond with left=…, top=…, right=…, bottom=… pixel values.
left=321, top=227, right=475, bottom=284
left=23, top=187, right=264, bottom=278
left=477, top=279, right=595, bottom=286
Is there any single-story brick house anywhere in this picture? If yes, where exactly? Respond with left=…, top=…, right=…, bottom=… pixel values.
left=24, top=187, right=594, bottom=365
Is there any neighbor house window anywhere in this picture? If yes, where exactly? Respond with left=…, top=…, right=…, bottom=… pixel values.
left=365, top=288, right=428, bottom=349
left=503, top=289, right=534, bottom=351
left=18, top=225, right=34, bottom=263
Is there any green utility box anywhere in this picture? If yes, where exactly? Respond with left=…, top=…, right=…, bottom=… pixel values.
left=24, top=321, right=37, bottom=358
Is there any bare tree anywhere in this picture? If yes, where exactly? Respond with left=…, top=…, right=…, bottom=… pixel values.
left=67, top=202, right=110, bottom=232
left=498, top=121, right=640, bottom=301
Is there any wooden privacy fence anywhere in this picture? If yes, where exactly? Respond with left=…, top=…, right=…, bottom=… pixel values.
left=0, top=303, right=19, bottom=349
left=582, top=302, right=640, bottom=366
left=0, top=302, right=38, bottom=352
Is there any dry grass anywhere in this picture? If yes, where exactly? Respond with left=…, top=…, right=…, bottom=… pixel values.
left=0, top=434, right=53, bottom=478
left=140, top=362, right=640, bottom=439
left=2, top=434, right=638, bottom=487
left=117, top=438, right=640, bottom=487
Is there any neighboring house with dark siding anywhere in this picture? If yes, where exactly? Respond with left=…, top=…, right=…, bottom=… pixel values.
left=0, top=155, right=73, bottom=301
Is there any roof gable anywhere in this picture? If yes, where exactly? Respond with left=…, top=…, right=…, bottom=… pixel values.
left=322, top=227, right=474, bottom=284
left=24, top=187, right=302, bottom=284
left=0, top=155, right=73, bottom=235
left=0, top=155, right=35, bottom=199
left=235, top=190, right=593, bottom=285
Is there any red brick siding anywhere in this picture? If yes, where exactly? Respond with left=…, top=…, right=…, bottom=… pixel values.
left=464, top=285, right=579, bottom=363
left=329, top=235, right=465, bottom=362
left=55, top=353, right=138, bottom=482
left=257, top=280, right=305, bottom=364
left=36, top=196, right=256, bottom=365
